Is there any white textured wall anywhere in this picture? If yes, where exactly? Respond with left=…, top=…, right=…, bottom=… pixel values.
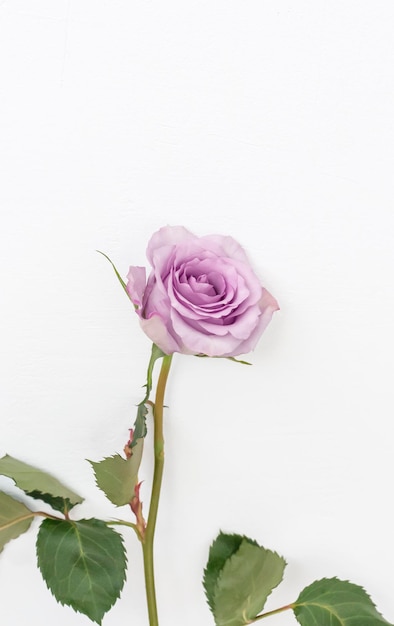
left=1, top=2, right=393, bottom=625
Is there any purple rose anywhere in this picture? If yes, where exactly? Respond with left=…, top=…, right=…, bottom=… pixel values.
left=126, top=226, right=279, bottom=357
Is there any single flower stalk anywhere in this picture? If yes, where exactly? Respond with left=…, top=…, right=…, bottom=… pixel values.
left=125, top=227, right=278, bottom=625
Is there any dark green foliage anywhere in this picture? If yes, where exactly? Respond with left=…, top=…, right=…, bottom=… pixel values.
left=0, top=492, right=34, bottom=552
left=293, top=578, right=394, bottom=626
left=204, top=532, right=286, bottom=626
left=89, top=438, right=143, bottom=506
left=36, top=518, right=127, bottom=624
left=0, top=455, right=83, bottom=513
left=204, top=532, right=245, bottom=611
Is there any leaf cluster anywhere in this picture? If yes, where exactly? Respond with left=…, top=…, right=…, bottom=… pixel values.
left=0, top=454, right=127, bottom=624
left=203, top=532, right=394, bottom=626
left=0, top=336, right=167, bottom=623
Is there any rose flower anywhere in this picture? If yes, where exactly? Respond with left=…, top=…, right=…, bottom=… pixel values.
left=126, top=226, right=279, bottom=357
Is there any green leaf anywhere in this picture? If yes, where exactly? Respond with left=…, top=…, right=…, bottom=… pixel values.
left=195, top=355, right=252, bottom=365
left=144, top=343, right=166, bottom=403
left=97, top=251, right=130, bottom=299
left=89, top=438, right=144, bottom=506
left=204, top=532, right=245, bottom=612
left=293, top=578, right=394, bottom=626
left=225, top=356, right=252, bottom=365
left=130, top=343, right=165, bottom=448
left=36, top=518, right=127, bottom=625
left=0, top=491, right=35, bottom=553
left=204, top=532, right=286, bottom=626
left=132, top=402, right=149, bottom=443
left=213, top=542, right=286, bottom=626
left=0, top=455, right=83, bottom=514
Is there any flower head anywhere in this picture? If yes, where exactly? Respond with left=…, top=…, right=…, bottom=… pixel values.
left=127, top=226, right=278, bottom=357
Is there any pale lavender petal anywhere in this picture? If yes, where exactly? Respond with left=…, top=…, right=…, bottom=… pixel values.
left=170, top=310, right=243, bottom=356
left=143, top=278, right=172, bottom=320
left=197, top=306, right=261, bottom=340
left=140, top=314, right=182, bottom=355
left=223, top=288, right=279, bottom=356
left=255, top=289, right=280, bottom=339
left=220, top=257, right=263, bottom=307
left=126, top=266, right=146, bottom=309
left=259, top=287, right=280, bottom=320
left=199, top=234, right=250, bottom=264
left=146, top=226, right=196, bottom=265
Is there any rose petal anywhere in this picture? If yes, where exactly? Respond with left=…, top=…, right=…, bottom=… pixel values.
left=170, top=310, right=244, bottom=356
left=258, top=287, right=280, bottom=328
left=197, top=306, right=261, bottom=340
left=126, top=266, right=146, bottom=308
left=198, top=234, right=250, bottom=264
left=140, top=314, right=182, bottom=355
left=146, top=225, right=196, bottom=266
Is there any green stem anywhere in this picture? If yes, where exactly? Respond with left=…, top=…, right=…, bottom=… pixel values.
left=142, top=354, right=173, bottom=626
left=105, top=519, right=140, bottom=538
left=249, top=603, right=294, bottom=623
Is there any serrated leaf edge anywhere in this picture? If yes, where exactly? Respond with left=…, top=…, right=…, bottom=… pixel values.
left=0, top=454, right=84, bottom=511
left=203, top=532, right=246, bottom=612
left=293, top=577, right=394, bottom=626
left=213, top=543, right=286, bottom=606
left=36, top=519, right=127, bottom=625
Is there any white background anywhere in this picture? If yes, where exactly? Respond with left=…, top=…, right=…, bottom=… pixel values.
left=1, top=1, right=393, bottom=625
